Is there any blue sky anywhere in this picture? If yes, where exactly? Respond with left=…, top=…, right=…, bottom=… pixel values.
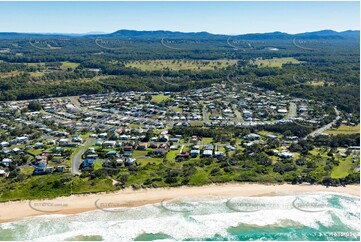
left=0, top=1, right=359, bottom=34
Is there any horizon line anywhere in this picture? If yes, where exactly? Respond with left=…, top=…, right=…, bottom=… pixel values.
left=0, top=28, right=360, bottom=36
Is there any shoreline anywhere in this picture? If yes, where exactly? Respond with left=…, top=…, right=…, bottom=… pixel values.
left=0, top=183, right=359, bottom=223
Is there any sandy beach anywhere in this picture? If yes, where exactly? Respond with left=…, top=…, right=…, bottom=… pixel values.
left=0, top=183, right=359, bottom=223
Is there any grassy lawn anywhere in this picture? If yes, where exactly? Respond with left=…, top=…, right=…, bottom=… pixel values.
left=133, top=150, right=148, bottom=158
left=27, top=148, right=43, bottom=156
left=331, top=158, right=353, bottom=178
left=252, top=57, right=303, bottom=68
left=199, top=137, right=213, bottom=144
left=125, top=59, right=237, bottom=71
left=326, top=124, right=360, bottom=135
left=173, top=107, right=183, bottom=113
left=20, top=166, right=34, bottom=175
left=190, top=121, right=204, bottom=127
left=137, top=157, right=163, bottom=167
left=61, top=61, right=80, bottom=70
left=151, top=94, right=169, bottom=104
left=165, top=149, right=180, bottom=162
left=29, top=72, right=45, bottom=77
left=308, top=81, right=325, bottom=86
left=93, top=161, right=103, bottom=171
left=0, top=71, right=21, bottom=79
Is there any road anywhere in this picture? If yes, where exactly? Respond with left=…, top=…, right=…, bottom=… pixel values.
left=232, top=104, right=244, bottom=123
left=161, top=74, right=178, bottom=86
left=288, top=102, right=297, bottom=119
left=306, top=107, right=341, bottom=138
left=68, top=96, right=82, bottom=110
left=72, top=138, right=94, bottom=175
left=202, top=105, right=209, bottom=123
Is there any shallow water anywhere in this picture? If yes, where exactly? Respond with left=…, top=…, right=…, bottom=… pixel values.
left=0, top=192, right=359, bottom=241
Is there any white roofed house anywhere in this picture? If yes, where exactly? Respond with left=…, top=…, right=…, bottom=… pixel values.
left=202, top=149, right=213, bottom=157
left=98, top=133, right=108, bottom=139
left=0, top=169, right=7, bottom=177
left=103, top=140, right=116, bottom=148
left=59, top=138, right=69, bottom=146
left=0, top=141, right=9, bottom=148
left=16, top=136, right=29, bottom=144
left=0, top=158, right=12, bottom=166
left=278, top=151, right=294, bottom=159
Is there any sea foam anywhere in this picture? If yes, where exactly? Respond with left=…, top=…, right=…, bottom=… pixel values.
left=0, top=192, right=359, bottom=241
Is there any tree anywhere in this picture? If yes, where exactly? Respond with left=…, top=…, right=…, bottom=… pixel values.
left=28, top=101, right=42, bottom=111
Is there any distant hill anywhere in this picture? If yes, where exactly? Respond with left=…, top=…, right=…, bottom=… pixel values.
left=0, top=29, right=359, bottom=40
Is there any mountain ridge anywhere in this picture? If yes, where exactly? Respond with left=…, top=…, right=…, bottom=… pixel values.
left=0, top=29, right=359, bottom=40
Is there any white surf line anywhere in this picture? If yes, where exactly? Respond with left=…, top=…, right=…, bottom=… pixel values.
left=292, top=38, right=316, bottom=51
left=29, top=39, right=61, bottom=50
left=160, top=38, right=183, bottom=50
left=95, top=38, right=124, bottom=50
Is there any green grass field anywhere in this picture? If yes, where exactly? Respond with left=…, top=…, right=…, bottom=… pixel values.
left=251, top=57, right=303, bottom=68
left=61, top=62, right=80, bottom=70
left=126, top=59, right=237, bottom=71
left=331, top=158, right=353, bottom=178
left=151, top=94, right=169, bottom=103
left=199, top=137, right=213, bottom=144
left=326, top=124, right=360, bottom=135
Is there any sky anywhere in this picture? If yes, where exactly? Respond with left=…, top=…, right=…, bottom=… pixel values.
left=0, top=1, right=359, bottom=35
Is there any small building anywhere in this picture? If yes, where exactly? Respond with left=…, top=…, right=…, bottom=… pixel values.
left=137, top=143, right=148, bottom=150
left=107, top=150, right=118, bottom=157
left=0, top=169, right=7, bottom=177
left=124, top=146, right=133, bottom=151
left=0, top=158, right=12, bottom=166
left=103, top=140, right=116, bottom=148
left=154, top=149, right=167, bottom=156
left=59, top=138, right=69, bottom=146
left=46, top=167, right=54, bottom=173
left=190, top=150, right=200, bottom=158
left=214, top=151, right=225, bottom=157
left=0, top=141, right=10, bottom=147
left=16, top=136, right=29, bottom=143
left=125, top=158, right=136, bottom=165
left=73, top=137, right=83, bottom=143
left=35, top=142, right=44, bottom=148
left=279, top=151, right=294, bottom=159
left=94, top=140, right=103, bottom=146
left=88, top=147, right=96, bottom=153
left=203, top=150, right=213, bottom=157
left=243, top=133, right=260, bottom=140
left=123, top=150, right=133, bottom=157
left=170, top=145, right=179, bottom=150
left=98, top=133, right=108, bottom=138
left=33, top=162, right=47, bottom=175
left=170, top=138, right=180, bottom=143
left=56, top=166, right=65, bottom=172
left=81, top=159, right=95, bottom=170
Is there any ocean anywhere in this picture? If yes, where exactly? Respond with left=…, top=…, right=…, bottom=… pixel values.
left=0, top=192, right=359, bottom=241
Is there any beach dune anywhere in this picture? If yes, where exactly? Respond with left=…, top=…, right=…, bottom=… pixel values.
left=0, top=183, right=359, bottom=223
